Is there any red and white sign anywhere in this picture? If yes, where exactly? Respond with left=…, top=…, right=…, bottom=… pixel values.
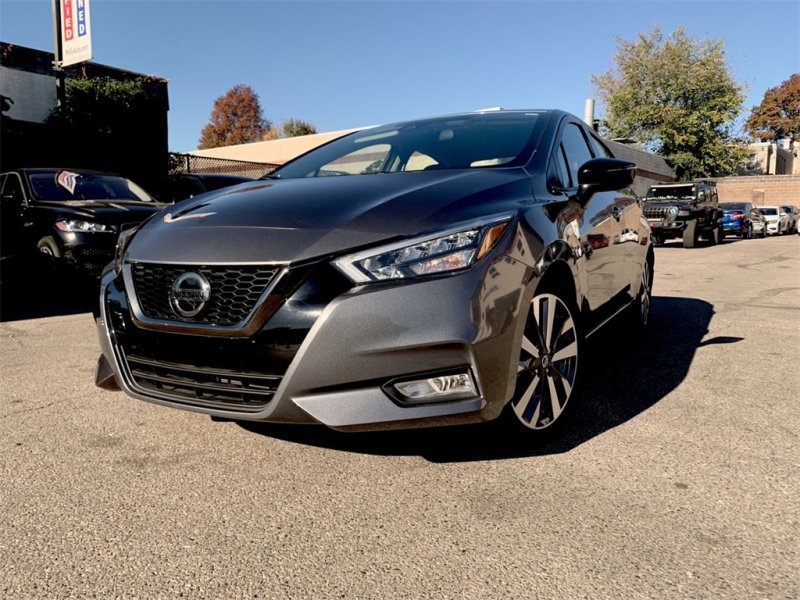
left=59, top=0, right=92, bottom=67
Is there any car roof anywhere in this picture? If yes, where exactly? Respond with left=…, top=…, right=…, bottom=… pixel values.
left=166, top=173, right=254, bottom=181
left=376, top=108, right=560, bottom=128
left=14, top=167, right=121, bottom=177
left=650, top=182, right=711, bottom=188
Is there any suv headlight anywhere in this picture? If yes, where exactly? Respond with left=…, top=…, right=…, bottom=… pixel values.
left=333, top=213, right=514, bottom=283
left=55, top=219, right=113, bottom=233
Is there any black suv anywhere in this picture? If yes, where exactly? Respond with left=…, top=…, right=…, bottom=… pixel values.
left=0, top=168, right=166, bottom=280
left=643, top=181, right=722, bottom=248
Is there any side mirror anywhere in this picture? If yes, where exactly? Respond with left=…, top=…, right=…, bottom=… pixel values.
left=780, top=212, right=788, bottom=218
left=576, top=158, right=636, bottom=206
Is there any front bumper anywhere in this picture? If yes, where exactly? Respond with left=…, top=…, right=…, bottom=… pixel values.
left=95, top=251, right=533, bottom=431
left=59, top=232, right=116, bottom=274
left=722, top=222, right=745, bottom=233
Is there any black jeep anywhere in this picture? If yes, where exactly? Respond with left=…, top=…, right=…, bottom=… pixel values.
left=642, top=181, right=723, bottom=248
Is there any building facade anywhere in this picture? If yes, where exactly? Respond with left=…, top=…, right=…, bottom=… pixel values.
left=0, top=41, right=169, bottom=182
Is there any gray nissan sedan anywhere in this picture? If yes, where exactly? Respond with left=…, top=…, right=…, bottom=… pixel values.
left=94, top=109, right=653, bottom=439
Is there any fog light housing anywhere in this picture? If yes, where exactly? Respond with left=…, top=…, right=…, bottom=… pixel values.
left=387, top=371, right=478, bottom=405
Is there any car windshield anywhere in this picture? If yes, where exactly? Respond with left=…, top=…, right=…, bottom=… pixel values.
left=267, top=112, right=545, bottom=179
left=720, top=203, right=748, bottom=211
left=28, top=171, right=155, bottom=202
left=646, top=185, right=694, bottom=200
left=760, top=208, right=778, bottom=215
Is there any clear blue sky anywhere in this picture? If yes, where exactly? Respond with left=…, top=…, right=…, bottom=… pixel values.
left=1, top=0, right=798, bottom=152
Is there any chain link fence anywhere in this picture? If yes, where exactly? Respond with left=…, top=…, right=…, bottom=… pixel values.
left=168, top=153, right=279, bottom=179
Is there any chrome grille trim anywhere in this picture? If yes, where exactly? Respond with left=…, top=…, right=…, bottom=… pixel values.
left=122, top=263, right=289, bottom=337
left=643, top=206, right=668, bottom=218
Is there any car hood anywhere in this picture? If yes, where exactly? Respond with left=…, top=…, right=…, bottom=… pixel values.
left=125, top=169, right=531, bottom=263
left=35, top=200, right=167, bottom=227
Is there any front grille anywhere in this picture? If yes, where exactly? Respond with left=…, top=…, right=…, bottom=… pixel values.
left=643, top=206, right=668, bottom=219
left=118, top=336, right=282, bottom=411
left=131, top=263, right=280, bottom=325
left=74, top=247, right=113, bottom=272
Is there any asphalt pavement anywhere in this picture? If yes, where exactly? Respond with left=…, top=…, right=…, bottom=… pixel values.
left=1, top=233, right=798, bottom=599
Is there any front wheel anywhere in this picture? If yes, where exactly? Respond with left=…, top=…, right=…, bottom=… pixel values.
left=745, top=224, right=753, bottom=239
left=624, top=259, right=653, bottom=334
left=705, top=225, right=720, bottom=246
left=682, top=220, right=699, bottom=248
left=507, top=290, right=582, bottom=437
left=36, top=237, right=63, bottom=277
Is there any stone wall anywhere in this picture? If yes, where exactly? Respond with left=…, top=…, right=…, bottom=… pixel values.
left=711, top=175, right=800, bottom=208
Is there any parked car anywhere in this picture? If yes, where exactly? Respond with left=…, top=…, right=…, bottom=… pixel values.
left=779, top=205, right=797, bottom=234
left=94, top=109, right=654, bottom=440
left=642, top=181, right=722, bottom=248
left=719, top=201, right=766, bottom=239
left=0, top=168, right=166, bottom=279
left=146, top=173, right=256, bottom=204
left=758, top=206, right=790, bottom=235
left=752, top=211, right=768, bottom=238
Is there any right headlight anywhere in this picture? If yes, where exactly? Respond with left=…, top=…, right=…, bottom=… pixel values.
left=333, top=212, right=514, bottom=283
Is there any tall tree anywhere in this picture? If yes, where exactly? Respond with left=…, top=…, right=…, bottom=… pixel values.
left=745, top=74, right=800, bottom=147
left=198, top=85, right=268, bottom=149
left=592, top=26, right=747, bottom=180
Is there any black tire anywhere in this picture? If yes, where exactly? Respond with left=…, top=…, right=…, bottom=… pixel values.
left=624, top=258, right=653, bottom=334
left=762, top=226, right=768, bottom=238
left=745, top=224, right=753, bottom=240
left=705, top=225, right=720, bottom=246
left=682, top=220, right=699, bottom=248
left=36, top=237, right=63, bottom=280
left=505, top=286, right=583, bottom=439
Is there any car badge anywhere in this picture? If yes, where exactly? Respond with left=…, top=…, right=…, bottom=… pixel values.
left=163, top=212, right=216, bottom=223
left=170, top=272, right=211, bottom=318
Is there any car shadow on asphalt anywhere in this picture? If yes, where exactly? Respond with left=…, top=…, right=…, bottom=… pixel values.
left=0, top=277, right=97, bottom=322
left=237, top=295, right=717, bottom=462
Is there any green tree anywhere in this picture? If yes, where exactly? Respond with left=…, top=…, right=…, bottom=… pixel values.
left=48, top=76, right=150, bottom=133
left=745, top=74, right=800, bottom=147
left=261, top=118, right=318, bottom=141
left=282, top=118, right=317, bottom=137
left=198, top=85, right=269, bottom=149
left=592, top=26, right=748, bottom=180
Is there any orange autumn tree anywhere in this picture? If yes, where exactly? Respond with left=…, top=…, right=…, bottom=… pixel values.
left=745, top=73, right=800, bottom=147
left=198, top=84, right=271, bottom=149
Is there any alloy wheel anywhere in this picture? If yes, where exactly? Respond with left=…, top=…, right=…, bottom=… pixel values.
left=511, top=293, right=579, bottom=430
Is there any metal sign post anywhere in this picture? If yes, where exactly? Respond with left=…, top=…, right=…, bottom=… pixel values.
left=51, top=0, right=93, bottom=109
left=51, top=0, right=65, bottom=109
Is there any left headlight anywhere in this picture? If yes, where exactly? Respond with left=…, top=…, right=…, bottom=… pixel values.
left=333, top=213, right=514, bottom=283
left=55, top=219, right=113, bottom=233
